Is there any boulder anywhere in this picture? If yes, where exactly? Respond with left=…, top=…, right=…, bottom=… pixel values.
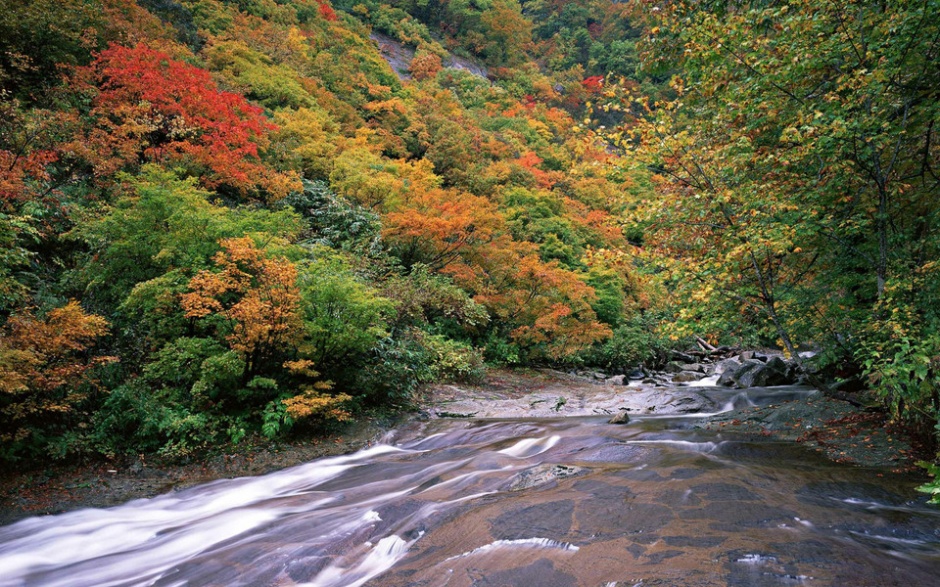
left=722, top=359, right=764, bottom=387
left=605, top=374, right=626, bottom=386
left=735, top=356, right=792, bottom=388
left=665, top=394, right=715, bottom=413
left=664, top=361, right=686, bottom=373
left=716, top=359, right=742, bottom=386
left=608, top=411, right=631, bottom=424
left=680, top=363, right=707, bottom=373
left=627, top=369, right=646, bottom=380
left=672, top=371, right=703, bottom=383
left=670, top=350, right=699, bottom=363
left=716, top=358, right=742, bottom=373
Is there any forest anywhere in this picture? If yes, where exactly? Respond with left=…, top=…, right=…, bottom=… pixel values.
left=0, top=0, right=937, bottom=491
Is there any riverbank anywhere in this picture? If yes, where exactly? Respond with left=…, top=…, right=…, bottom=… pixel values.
left=420, top=368, right=927, bottom=471
left=0, top=418, right=393, bottom=526
left=0, top=368, right=927, bottom=527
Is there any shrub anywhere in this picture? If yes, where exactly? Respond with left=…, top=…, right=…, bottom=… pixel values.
left=580, top=313, right=672, bottom=372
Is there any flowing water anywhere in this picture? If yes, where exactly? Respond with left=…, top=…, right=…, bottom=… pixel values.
left=1, top=386, right=939, bottom=586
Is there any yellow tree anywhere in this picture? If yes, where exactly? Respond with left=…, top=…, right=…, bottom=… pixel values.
left=0, top=301, right=115, bottom=449
left=181, top=237, right=303, bottom=380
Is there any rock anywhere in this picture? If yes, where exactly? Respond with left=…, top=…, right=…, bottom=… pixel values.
left=605, top=374, right=626, bottom=386
left=722, top=359, right=764, bottom=387
left=509, top=464, right=583, bottom=491
left=670, top=350, right=698, bottom=363
left=608, top=411, right=631, bottom=424
left=627, top=369, right=646, bottom=380
left=680, top=363, right=707, bottom=373
left=664, top=361, right=686, bottom=373
left=735, top=356, right=792, bottom=388
left=665, top=392, right=717, bottom=413
left=765, top=355, right=787, bottom=371
left=716, top=358, right=742, bottom=374
left=592, top=371, right=608, bottom=381
left=717, top=359, right=747, bottom=386
left=738, top=351, right=755, bottom=361
left=672, top=371, right=703, bottom=383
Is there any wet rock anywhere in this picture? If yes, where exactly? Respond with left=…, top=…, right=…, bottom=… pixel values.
left=509, top=464, right=584, bottom=491
left=575, top=502, right=674, bottom=538
left=608, top=411, right=631, bottom=424
left=680, top=363, right=707, bottom=373
left=691, top=482, right=761, bottom=501
left=474, top=559, right=577, bottom=587
left=736, top=356, right=792, bottom=387
left=716, top=358, right=742, bottom=374
left=670, top=350, right=699, bottom=363
left=665, top=394, right=715, bottom=413
left=671, top=371, right=703, bottom=383
left=664, top=361, right=686, bottom=373
left=663, top=535, right=727, bottom=548
left=717, top=369, right=738, bottom=387
left=627, top=369, right=646, bottom=380
left=605, top=374, right=626, bottom=386
left=720, top=359, right=765, bottom=388
left=491, top=500, right=574, bottom=540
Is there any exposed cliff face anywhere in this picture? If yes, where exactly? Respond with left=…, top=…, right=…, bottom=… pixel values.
left=371, top=32, right=488, bottom=80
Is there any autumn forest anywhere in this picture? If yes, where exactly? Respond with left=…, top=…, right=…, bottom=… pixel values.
left=1, top=0, right=938, bottom=484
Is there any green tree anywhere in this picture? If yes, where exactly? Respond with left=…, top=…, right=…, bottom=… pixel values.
left=625, top=0, right=940, bottom=430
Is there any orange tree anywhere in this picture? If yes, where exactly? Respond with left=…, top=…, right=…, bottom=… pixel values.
left=0, top=301, right=115, bottom=460
left=73, top=42, right=299, bottom=199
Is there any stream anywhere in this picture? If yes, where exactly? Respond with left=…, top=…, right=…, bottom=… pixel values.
left=1, top=386, right=939, bottom=586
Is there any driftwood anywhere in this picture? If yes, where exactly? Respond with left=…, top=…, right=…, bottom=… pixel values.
left=695, top=336, right=717, bottom=352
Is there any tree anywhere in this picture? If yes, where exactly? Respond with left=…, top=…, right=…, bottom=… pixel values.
left=182, top=236, right=303, bottom=381
left=624, top=0, right=940, bottom=429
left=74, top=165, right=303, bottom=312
left=74, top=42, right=299, bottom=199
left=383, top=187, right=504, bottom=270
left=0, top=301, right=114, bottom=459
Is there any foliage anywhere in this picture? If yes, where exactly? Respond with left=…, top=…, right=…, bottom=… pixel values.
left=614, top=0, right=940, bottom=447
left=75, top=42, right=300, bottom=199
left=0, top=302, right=114, bottom=461
left=0, top=0, right=701, bottom=464
left=0, top=214, right=36, bottom=314
left=415, top=331, right=485, bottom=383
left=580, top=312, right=673, bottom=371
left=73, top=165, right=303, bottom=311
left=917, top=461, right=940, bottom=505
left=281, top=180, right=381, bottom=255
left=295, top=249, right=396, bottom=370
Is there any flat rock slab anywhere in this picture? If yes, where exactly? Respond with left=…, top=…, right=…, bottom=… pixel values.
left=423, top=369, right=718, bottom=419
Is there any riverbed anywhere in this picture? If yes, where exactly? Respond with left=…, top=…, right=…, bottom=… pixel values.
left=1, top=382, right=938, bottom=586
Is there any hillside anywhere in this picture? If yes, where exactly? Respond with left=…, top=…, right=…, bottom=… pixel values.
left=1, top=0, right=938, bottom=497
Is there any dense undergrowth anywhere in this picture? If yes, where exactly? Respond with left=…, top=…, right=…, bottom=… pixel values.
left=1, top=0, right=938, bottom=484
